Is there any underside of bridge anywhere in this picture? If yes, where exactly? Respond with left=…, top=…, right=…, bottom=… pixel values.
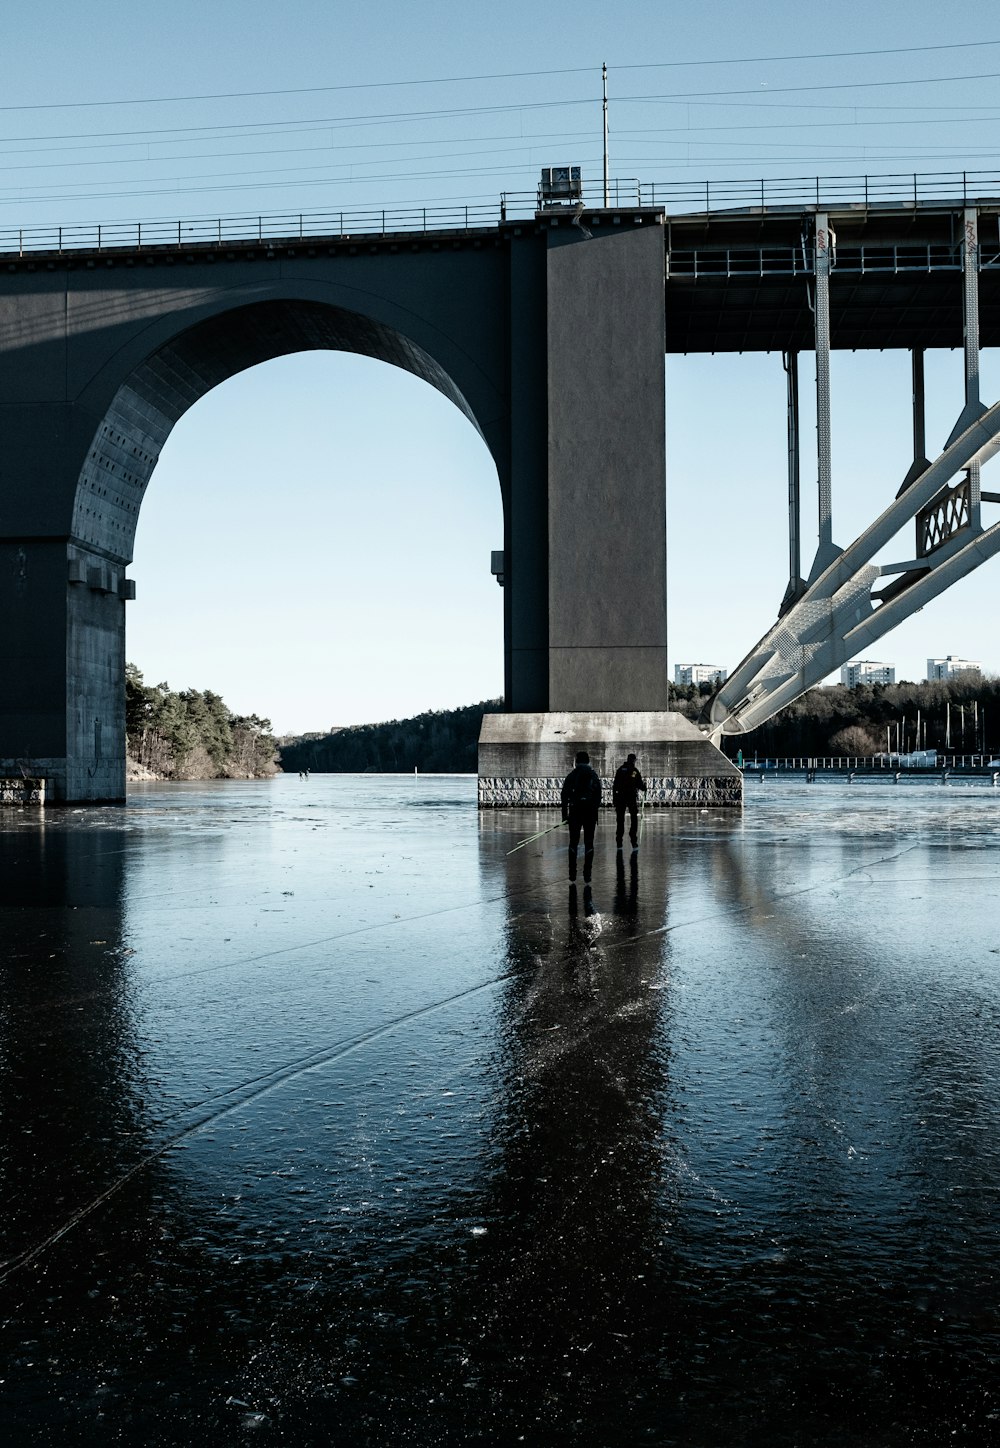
left=0, top=215, right=680, bottom=801
left=4, top=195, right=997, bottom=803
left=663, top=204, right=1000, bottom=353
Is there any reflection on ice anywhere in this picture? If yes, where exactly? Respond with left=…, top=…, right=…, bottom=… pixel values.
left=1, top=776, right=1000, bottom=1444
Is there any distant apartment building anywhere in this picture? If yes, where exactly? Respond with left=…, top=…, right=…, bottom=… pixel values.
left=674, top=664, right=728, bottom=687
left=926, top=655, right=981, bottom=681
left=841, top=659, right=896, bottom=688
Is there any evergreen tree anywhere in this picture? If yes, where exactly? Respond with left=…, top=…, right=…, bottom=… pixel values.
left=279, top=701, right=502, bottom=774
left=125, top=666, right=277, bottom=779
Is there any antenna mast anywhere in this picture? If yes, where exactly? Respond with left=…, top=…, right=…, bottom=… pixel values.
left=602, top=62, right=609, bottom=206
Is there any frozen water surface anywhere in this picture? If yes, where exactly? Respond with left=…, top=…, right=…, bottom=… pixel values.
left=2, top=774, right=1000, bottom=1445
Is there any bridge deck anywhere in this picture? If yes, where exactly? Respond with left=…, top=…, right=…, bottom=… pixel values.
left=4, top=195, right=999, bottom=356
left=664, top=201, right=1000, bottom=352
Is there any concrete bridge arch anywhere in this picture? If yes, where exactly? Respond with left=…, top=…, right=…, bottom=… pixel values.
left=72, top=292, right=505, bottom=569
left=0, top=220, right=669, bottom=798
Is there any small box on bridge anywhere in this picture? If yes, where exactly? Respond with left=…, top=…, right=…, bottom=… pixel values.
left=538, top=166, right=583, bottom=207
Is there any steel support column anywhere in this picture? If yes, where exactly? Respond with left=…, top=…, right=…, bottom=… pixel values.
left=962, top=207, right=981, bottom=421
left=897, top=349, right=931, bottom=496
left=809, top=213, right=838, bottom=581
left=780, top=349, right=805, bottom=614
left=963, top=208, right=983, bottom=529
left=937, top=207, right=985, bottom=534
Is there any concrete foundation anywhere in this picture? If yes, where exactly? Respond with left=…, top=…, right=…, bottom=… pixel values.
left=0, top=776, right=45, bottom=805
left=478, top=712, right=743, bottom=807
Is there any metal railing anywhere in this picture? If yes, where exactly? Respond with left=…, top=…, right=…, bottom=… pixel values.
left=2, top=168, right=999, bottom=260
left=667, top=240, right=973, bottom=281
left=0, top=180, right=650, bottom=258
left=0, top=201, right=508, bottom=258
left=738, top=754, right=999, bottom=771
left=643, top=168, right=1000, bottom=215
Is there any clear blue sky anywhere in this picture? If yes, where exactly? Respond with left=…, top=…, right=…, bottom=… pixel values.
left=5, top=3, right=999, bottom=732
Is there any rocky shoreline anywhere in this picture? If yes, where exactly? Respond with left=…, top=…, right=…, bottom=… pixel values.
left=126, top=755, right=278, bottom=783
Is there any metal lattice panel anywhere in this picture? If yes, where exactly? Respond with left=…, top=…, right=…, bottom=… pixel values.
left=919, top=480, right=971, bottom=556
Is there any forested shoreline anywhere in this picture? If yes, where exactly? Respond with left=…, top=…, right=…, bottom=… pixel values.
left=278, top=701, right=502, bottom=775
left=278, top=677, right=998, bottom=775
left=126, top=665, right=278, bottom=780
left=132, top=669, right=996, bottom=783
left=712, top=675, right=998, bottom=758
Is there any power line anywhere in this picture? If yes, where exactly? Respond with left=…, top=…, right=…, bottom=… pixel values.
left=616, top=114, right=1000, bottom=138
left=5, top=72, right=998, bottom=154
left=3, top=108, right=994, bottom=181
left=5, top=159, right=996, bottom=217
left=0, top=69, right=593, bottom=114
left=617, top=40, right=1000, bottom=70
left=11, top=73, right=1000, bottom=155
left=634, top=154, right=1000, bottom=168
left=0, top=125, right=599, bottom=162
left=0, top=139, right=568, bottom=179
left=0, top=61, right=995, bottom=216
left=617, top=142, right=1000, bottom=159
left=4, top=130, right=996, bottom=209
left=2, top=39, right=998, bottom=112
left=623, top=70, right=1000, bottom=105
left=1, top=96, right=599, bottom=147
left=675, top=96, right=1000, bottom=113
left=0, top=159, right=572, bottom=207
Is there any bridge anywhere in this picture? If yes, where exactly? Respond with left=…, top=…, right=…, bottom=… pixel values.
left=2, top=170, right=999, bottom=802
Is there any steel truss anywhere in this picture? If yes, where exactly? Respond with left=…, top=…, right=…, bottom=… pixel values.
left=708, top=207, right=1000, bottom=740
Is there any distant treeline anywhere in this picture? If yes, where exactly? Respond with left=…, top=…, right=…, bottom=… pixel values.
left=276, top=675, right=998, bottom=776
left=716, top=675, right=998, bottom=758
left=279, top=701, right=503, bottom=774
left=126, top=665, right=278, bottom=779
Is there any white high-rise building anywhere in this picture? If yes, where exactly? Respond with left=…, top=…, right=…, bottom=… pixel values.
left=673, top=664, right=728, bottom=687
left=926, top=656, right=981, bottom=681
left=841, top=660, right=895, bottom=687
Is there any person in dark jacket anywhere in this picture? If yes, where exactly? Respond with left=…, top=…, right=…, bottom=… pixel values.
left=612, top=752, right=646, bottom=851
left=561, top=750, right=602, bottom=884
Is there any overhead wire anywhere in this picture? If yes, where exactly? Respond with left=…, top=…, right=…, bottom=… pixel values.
left=1, top=104, right=994, bottom=176
left=0, top=37, right=997, bottom=112
left=0, top=162, right=592, bottom=208
left=0, top=125, right=605, bottom=162
left=606, top=72, right=1000, bottom=108
left=2, top=48, right=997, bottom=217
left=7, top=149, right=995, bottom=212
left=3, top=69, right=1000, bottom=147
left=0, top=139, right=583, bottom=179
left=4, top=94, right=1000, bottom=160
left=615, top=113, right=1000, bottom=136
left=0, top=95, right=601, bottom=147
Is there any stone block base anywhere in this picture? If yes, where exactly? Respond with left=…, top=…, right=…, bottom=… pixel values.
left=478, top=712, right=742, bottom=807
left=0, top=776, right=45, bottom=805
left=0, top=756, right=125, bottom=803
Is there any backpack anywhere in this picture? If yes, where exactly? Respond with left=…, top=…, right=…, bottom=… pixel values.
left=566, top=765, right=601, bottom=809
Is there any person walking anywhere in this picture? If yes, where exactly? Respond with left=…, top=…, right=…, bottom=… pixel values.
left=612, top=752, right=646, bottom=851
left=560, top=750, right=602, bottom=885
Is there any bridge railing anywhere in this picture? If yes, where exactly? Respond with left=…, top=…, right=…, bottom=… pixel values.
left=641, top=168, right=1000, bottom=214
left=737, top=754, right=999, bottom=771
left=666, top=240, right=971, bottom=280
left=0, top=201, right=512, bottom=257
left=3, top=169, right=1000, bottom=259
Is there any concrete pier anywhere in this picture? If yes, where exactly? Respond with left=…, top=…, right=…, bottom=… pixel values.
left=477, top=711, right=743, bottom=806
